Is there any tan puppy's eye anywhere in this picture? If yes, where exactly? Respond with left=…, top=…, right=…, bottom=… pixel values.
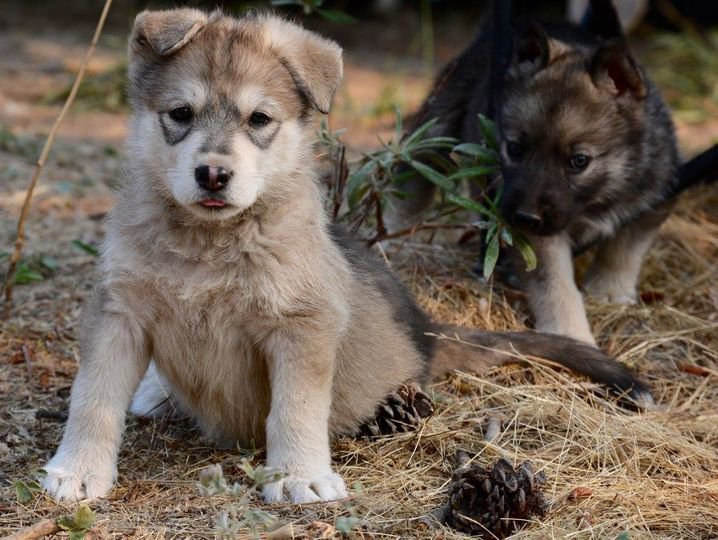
left=168, top=106, right=193, bottom=123
left=249, top=111, right=271, bottom=127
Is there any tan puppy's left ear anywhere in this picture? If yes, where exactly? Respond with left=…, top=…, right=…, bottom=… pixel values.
left=131, top=8, right=208, bottom=56
left=262, top=17, right=343, bottom=114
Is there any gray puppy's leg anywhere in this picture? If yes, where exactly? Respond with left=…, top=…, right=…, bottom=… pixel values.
left=522, top=233, right=596, bottom=345
left=584, top=205, right=670, bottom=304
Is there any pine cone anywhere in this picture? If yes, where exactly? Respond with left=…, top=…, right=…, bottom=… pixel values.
left=445, top=454, right=548, bottom=538
left=357, top=382, right=434, bottom=438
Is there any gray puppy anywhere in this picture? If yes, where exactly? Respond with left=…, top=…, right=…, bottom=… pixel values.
left=394, top=17, right=680, bottom=345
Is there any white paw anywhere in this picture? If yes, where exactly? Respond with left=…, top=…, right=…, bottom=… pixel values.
left=262, top=471, right=347, bottom=504
left=41, top=454, right=115, bottom=502
left=583, top=274, right=637, bottom=305
left=129, top=362, right=172, bottom=418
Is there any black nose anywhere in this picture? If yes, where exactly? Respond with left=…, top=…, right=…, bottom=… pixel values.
left=195, top=165, right=232, bottom=192
left=514, top=210, right=543, bottom=228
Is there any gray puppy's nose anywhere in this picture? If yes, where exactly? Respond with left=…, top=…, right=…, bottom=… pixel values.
left=514, top=210, right=543, bottom=228
left=195, top=165, right=232, bottom=192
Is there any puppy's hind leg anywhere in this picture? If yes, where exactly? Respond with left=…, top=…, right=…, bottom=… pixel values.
left=129, top=361, right=173, bottom=419
left=583, top=205, right=671, bottom=304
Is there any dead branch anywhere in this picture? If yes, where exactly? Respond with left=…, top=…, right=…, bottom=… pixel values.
left=1, top=0, right=113, bottom=318
left=332, top=144, right=348, bottom=221
left=368, top=222, right=473, bottom=246
left=3, top=518, right=61, bottom=540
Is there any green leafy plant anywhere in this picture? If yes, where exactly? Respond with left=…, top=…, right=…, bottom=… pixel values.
left=198, top=461, right=284, bottom=539
left=15, top=479, right=42, bottom=504
left=320, top=110, right=536, bottom=278
left=270, top=0, right=357, bottom=23
left=57, top=505, right=96, bottom=540
left=0, top=251, right=58, bottom=284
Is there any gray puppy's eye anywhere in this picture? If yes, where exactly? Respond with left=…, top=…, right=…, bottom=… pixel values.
left=568, top=153, right=591, bottom=172
left=249, top=111, right=271, bottom=127
left=506, top=140, right=523, bottom=159
left=168, top=106, right=193, bottom=123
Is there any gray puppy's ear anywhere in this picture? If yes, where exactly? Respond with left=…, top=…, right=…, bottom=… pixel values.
left=514, top=22, right=551, bottom=74
left=261, top=16, right=343, bottom=114
left=130, top=9, right=208, bottom=56
left=590, top=39, right=647, bottom=99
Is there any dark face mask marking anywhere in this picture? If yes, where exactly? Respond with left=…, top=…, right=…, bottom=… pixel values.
left=247, top=121, right=281, bottom=150
left=159, top=113, right=193, bottom=146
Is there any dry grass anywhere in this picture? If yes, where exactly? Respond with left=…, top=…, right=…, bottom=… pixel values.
left=0, top=12, right=717, bottom=537
left=1, top=184, right=716, bottom=539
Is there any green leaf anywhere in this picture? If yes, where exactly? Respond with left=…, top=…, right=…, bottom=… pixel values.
left=40, top=256, right=59, bottom=272
left=346, top=160, right=374, bottom=210
left=477, top=114, right=499, bottom=151
left=616, top=533, right=631, bottom=540
left=71, top=239, right=99, bottom=257
left=58, top=505, right=96, bottom=539
left=408, top=160, right=454, bottom=191
left=452, top=143, right=499, bottom=163
left=14, top=266, right=44, bottom=284
left=448, top=166, right=496, bottom=180
left=444, top=192, right=492, bottom=217
left=315, top=8, right=357, bottom=23
left=73, top=505, right=96, bottom=531
left=335, top=516, right=362, bottom=534
left=483, top=230, right=500, bottom=280
left=452, top=142, right=483, bottom=156
left=403, top=117, right=440, bottom=148
left=514, top=232, right=537, bottom=272
left=500, top=227, right=514, bottom=246
left=15, top=481, right=35, bottom=504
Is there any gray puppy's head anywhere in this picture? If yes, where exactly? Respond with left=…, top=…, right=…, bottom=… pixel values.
left=125, top=9, right=343, bottom=221
left=499, top=24, right=647, bottom=236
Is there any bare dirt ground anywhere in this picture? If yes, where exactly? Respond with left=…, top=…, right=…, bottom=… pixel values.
left=1, top=4, right=717, bottom=539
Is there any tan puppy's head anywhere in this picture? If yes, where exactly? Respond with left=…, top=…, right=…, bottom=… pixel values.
left=126, top=9, right=343, bottom=221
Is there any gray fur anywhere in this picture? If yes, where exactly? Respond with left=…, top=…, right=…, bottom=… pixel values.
left=395, top=17, right=680, bottom=344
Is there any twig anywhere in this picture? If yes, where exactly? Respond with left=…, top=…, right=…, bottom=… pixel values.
left=332, top=144, right=348, bottom=221
left=22, top=344, right=33, bottom=379
left=368, top=222, right=474, bottom=247
left=373, top=191, right=387, bottom=241
left=1, top=0, right=113, bottom=318
left=3, top=518, right=61, bottom=540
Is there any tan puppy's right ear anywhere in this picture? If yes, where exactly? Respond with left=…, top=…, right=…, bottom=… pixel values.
left=130, top=9, right=207, bottom=56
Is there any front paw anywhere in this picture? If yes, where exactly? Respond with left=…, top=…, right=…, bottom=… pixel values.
left=583, top=273, right=637, bottom=305
left=262, top=470, right=347, bottom=504
left=41, top=453, right=116, bottom=502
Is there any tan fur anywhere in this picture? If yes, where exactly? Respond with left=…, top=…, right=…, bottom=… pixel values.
left=41, top=9, right=423, bottom=505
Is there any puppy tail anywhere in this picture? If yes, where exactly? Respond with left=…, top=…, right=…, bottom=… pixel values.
left=674, top=143, right=718, bottom=195
left=429, top=324, right=653, bottom=405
